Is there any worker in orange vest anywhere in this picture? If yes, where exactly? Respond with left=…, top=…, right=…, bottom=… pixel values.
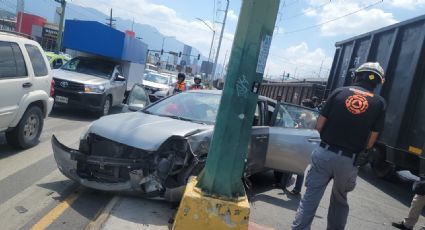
left=173, top=73, right=187, bottom=94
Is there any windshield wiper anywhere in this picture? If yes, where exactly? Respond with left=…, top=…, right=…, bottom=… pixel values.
left=159, top=114, right=207, bottom=125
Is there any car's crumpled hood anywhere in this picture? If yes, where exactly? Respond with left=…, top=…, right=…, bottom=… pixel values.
left=88, top=112, right=212, bottom=151
left=53, top=69, right=109, bottom=85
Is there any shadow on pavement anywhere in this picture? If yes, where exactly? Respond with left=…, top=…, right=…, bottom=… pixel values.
left=36, top=179, right=79, bottom=201
left=0, top=133, right=38, bottom=159
left=49, top=105, right=123, bottom=122
left=358, top=165, right=416, bottom=207
left=247, top=171, right=300, bottom=212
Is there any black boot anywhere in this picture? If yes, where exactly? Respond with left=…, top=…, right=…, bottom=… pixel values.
left=392, top=221, right=412, bottom=230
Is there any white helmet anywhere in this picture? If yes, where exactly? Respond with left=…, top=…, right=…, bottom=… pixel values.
left=355, top=62, right=385, bottom=84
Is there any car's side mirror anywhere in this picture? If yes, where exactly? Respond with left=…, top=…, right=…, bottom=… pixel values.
left=115, top=74, right=126, bottom=81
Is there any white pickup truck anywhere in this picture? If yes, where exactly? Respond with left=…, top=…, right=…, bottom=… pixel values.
left=52, top=56, right=144, bottom=116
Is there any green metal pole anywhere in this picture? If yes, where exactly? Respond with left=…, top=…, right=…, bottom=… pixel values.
left=55, top=0, right=66, bottom=54
left=196, top=0, right=280, bottom=199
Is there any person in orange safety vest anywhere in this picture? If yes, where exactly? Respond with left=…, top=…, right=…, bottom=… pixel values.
left=173, top=73, right=187, bottom=94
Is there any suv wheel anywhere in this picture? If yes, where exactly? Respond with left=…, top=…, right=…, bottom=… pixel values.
left=97, top=96, right=111, bottom=117
left=6, top=106, right=44, bottom=149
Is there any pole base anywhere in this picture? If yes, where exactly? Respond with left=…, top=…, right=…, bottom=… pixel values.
left=172, top=176, right=250, bottom=230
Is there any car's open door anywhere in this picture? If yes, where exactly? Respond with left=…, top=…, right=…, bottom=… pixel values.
left=265, top=102, right=320, bottom=174
left=121, top=84, right=150, bottom=112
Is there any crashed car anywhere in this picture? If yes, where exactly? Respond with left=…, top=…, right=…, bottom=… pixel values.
left=52, top=90, right=320, bottom=201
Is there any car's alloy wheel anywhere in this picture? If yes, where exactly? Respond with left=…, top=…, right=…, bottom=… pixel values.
left=22, top=114, right=40, bottom=143
left=6, top=106, right=43, bottom=149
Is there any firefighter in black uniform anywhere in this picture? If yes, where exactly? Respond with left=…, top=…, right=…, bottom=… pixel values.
left=292, top=62, right=387, bottom=230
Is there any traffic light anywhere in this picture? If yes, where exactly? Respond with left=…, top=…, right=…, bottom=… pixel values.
left=161, top=49, right=164, bottom=55
left=197, top=54, right=200, bottom=60
left=178, top=52, right=182, bottom=57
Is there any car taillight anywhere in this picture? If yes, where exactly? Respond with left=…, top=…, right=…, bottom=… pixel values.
left=50, top=79, right=55, bottom=96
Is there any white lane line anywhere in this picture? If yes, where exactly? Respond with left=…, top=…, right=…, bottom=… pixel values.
left=0, top=125, right=87, bottom=181
left=0, top=169, right=75, bottom=230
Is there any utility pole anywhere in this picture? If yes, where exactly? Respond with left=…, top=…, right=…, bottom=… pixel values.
left=54, top=0, right=66, bottom=54
left=318, top=59, right=324, bottom=78
left=173, top=0, right=280, bottom=229
left=220, top=49, right=229, bottom=78
left=211, top=0, right=229, bottom=82
left=195, top=18, right=215, bottom=86
left=106, top=8, right=116, bottom=27
left=16, top=0, right=24, bottom=33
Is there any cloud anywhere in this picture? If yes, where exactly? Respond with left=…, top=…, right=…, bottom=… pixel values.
left=304, top=1, right=398, bottom=36
left=390, top=0, right=425, bottom=9
left=303, top=8, right=318, bottom=17
left=70, top=0, right=234, bottom=63
left=227, top=10, right=239, bottom=21
left=265, top=42, right=333, bottom=79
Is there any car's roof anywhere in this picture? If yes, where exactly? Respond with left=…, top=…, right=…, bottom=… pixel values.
left=0, top=32, right=41, bottom=46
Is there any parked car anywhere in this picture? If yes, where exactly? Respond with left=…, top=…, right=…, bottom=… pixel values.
left=0, top=32, right=54, bottom=149
left=45, top=52, right=71, bottom=69
left=52, top=56, right=126, bottom=117
left=52, top=90, right=319, bottom=201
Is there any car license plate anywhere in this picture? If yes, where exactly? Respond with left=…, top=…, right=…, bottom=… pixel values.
left=55, top=95, right=68, bottom=104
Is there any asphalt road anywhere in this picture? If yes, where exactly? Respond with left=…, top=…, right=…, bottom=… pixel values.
left=0, top=107, right=424, bottom=230
left=0, top=108, right=116, bottom=230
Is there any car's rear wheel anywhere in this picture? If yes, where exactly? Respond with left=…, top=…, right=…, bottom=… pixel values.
left=6, top=106, right=44, bottom=149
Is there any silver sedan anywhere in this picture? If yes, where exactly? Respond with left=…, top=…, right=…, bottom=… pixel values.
left=52, top=88, right=320, bottom=201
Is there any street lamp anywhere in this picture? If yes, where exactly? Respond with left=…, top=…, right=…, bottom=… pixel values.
left=196, top=17, right=215, bottom=84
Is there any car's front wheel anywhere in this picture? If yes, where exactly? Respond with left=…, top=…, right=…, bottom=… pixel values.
left=6, top=106, right=44, bottom=149
left=96, top=95, right=111, bottom=117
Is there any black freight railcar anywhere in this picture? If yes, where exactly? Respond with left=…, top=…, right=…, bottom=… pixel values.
left=325, top=14, right=425, bottom=178
left=260, top=82, right=326, bottom=105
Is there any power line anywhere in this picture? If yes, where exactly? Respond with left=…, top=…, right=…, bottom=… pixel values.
left=283, top=0, right=384, bottom=35
left=282, top=0, right=332, bottom=21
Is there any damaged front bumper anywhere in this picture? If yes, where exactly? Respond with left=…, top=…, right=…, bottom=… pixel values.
left=52, top=135, right=149, bottom=192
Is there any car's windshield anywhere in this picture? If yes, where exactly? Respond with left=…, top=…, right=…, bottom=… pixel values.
left=144, top=92, right=220, bottom=124
left=144, top=73, right=169, bottom=85
left=61, top=57, right=116, bottom=79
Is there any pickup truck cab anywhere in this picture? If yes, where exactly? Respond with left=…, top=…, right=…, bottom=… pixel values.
left=52, top=56, right=126, bottom=116
left=0, top=32, right=54, bottom=149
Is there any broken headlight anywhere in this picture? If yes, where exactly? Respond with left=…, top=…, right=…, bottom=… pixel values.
left=187, top=130, right=213, bottom=157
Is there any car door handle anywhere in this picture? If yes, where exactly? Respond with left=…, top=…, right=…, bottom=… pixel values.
left=307, top=137, right=321, bottom=143
left=22, top=82, right=32, bottom=88
left=255, top=135, right=268, bottom=140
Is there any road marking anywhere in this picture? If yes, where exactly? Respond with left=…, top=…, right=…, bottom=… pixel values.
left=0, top=169, right=75, bottom=230
left=30, top=189, right=81, bottom=230
left=85, top=196, right=121, bottom=230
left=0, top=125, right=87, bottom=182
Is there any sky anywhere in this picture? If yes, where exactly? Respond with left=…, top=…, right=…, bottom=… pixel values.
left=5, top=0, right=425, bottom=79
